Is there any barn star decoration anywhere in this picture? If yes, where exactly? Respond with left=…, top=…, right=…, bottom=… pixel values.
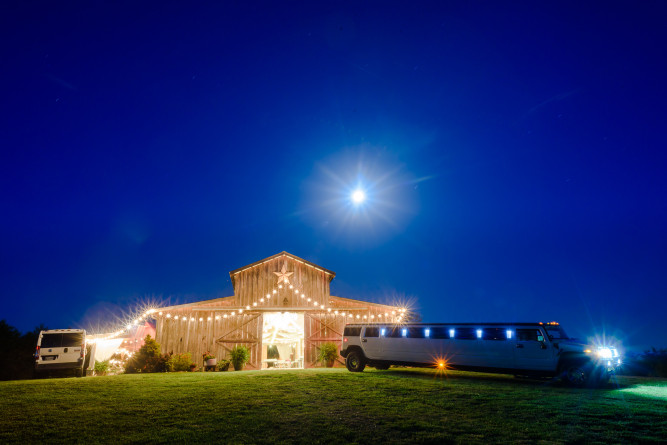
left=273, top=261, right=293, bottom=285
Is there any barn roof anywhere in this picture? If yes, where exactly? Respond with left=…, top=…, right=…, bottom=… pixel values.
left=229, top=251, right=336, bottom=279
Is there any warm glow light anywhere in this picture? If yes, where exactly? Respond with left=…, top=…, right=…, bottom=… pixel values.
left=351, top=189, right=366, bottom=204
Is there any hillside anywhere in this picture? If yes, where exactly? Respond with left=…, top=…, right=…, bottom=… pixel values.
left=1, top=369, right=665, bottom=443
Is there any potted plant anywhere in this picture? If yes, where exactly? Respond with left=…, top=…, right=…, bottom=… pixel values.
left=217, top=359, right=231, bottom=372
left=318, top=342, right=339, bottom=368
left=229, top=345, right=250, bottom=371
left=202, top=351, right=216, bottom=367
left=189, top=363, right=197, bottom=372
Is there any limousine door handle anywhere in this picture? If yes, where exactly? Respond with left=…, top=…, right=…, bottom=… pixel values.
left=362, top=339, right=367, bottom=342
left=515, top=344, right=524, bottom=349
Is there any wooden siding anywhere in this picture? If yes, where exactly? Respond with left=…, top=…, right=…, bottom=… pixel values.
left=231, top=254, right=331, bottom=308
left=154, top=252, right=403, bottom=369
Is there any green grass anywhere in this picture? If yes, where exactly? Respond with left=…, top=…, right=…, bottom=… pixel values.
left=1, top=369, right=666, bottom=444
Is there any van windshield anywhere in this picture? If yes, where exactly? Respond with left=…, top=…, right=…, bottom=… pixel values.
left=545, top=326, right=569, bottom=340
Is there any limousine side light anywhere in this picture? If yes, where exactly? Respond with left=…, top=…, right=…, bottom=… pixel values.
left=424, top=329, right=430, bottom=338
left=402, top=329, right=407, bottom=337
left=506, top=330, right=513, bottom=339
left=476, top=329, right=482, bottom=339
left=380, top=328, right=386, bottom=337
left=449, top=329, right=455, bottom=338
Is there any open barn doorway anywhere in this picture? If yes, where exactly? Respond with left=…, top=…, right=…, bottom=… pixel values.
left=261, top=312, right=304, bottom=369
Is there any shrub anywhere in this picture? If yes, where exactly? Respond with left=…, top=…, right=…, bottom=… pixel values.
left=125, top=335, right=168, bottom=373
left=230, top=345, right=250, bottom=370
left=169, top=352, right=193, bottom=372
left=94, top=360, right=110, bottom=375
left=317, top=342, right=339, bottom=366
left=217, top=359, right=231, bottom=371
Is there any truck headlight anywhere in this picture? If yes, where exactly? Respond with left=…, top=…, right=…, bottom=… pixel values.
left=597, top=347, right=613, bottom=359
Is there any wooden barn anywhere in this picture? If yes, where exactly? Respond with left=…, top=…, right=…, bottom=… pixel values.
left=154, top=252, right=403, bottom=369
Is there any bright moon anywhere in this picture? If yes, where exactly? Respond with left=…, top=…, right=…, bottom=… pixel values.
left=351, top=189, right=366, bottom=204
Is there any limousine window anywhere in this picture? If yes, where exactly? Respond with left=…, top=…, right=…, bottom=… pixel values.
left=364, top=327, right=380, bottom=337
left=454, top=327, right=477, bottom=340
left=344, top=326, right=361, bottom=337
left=517, top=329, right=545, bottom=342
left=430, top=327, right=451, bottom=339
left=407, top=327, right=426, bottom=338
left=387, top=327, right=403, bottom=338
left=482, top=328, right=507, bottom=340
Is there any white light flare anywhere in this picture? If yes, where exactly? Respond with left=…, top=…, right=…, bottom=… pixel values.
left=351, top=189, right=366, bottom=204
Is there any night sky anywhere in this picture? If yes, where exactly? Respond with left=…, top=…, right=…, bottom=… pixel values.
left=1, top=2, right=666, bottom=350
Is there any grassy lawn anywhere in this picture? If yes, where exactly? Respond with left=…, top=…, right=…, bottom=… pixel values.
left=1, top=369, right=666, bottom=444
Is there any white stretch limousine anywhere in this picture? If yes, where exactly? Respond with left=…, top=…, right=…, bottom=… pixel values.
left=340, top=322, right=622, bottom=386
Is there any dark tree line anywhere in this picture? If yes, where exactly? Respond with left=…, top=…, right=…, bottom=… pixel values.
left=0, top=320, right=46, bottom=381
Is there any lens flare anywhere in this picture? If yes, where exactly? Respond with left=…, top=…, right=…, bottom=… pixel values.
left=351, top=189, right=366, bottom=204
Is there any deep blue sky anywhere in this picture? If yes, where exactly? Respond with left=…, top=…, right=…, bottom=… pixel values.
left=1, top=2, right=665, bottom=350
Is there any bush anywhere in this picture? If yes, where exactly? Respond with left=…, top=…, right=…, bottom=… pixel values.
left=317, top=342, right=339, bottom=366
left=230, top=345, right=250, bottom=370
left=125, top=335, right=169, bottom=373
left=217, top=359, right=231, bottom=371
left=169, top=353, right=193, bottom=372
left=618, top=348, right=667, bottom=377
left=94, top=360, right=109, bottom=375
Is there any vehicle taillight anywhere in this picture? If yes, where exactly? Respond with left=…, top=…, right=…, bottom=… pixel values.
left=343, top=338, right=348, bottom=342
left=80, top=343, right=85, bottom=359
left=35, top=346, right=40, bottom=360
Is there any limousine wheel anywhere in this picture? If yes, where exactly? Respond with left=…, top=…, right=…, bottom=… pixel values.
left=346, top=351, right=366, bottom=372
left=561, top=361, right=588, bottom=387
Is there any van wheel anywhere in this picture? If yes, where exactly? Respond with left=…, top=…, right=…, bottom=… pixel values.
left=560, top=361, right=588, bottom=387
left=346, top=351, right=366, bottom=372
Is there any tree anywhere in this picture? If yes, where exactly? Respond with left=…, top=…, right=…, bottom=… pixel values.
left=124, top=335, right=169, bottom=373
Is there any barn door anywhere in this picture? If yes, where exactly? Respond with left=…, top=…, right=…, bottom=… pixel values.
left=215, top=314, right=262, bottom=369
left=304, top=313, right=344, bottom=368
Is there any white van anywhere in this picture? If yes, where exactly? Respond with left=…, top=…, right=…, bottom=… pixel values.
left=340, top=322, right=622, bottom=386
left=35, top=329, right=87, bottom=377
